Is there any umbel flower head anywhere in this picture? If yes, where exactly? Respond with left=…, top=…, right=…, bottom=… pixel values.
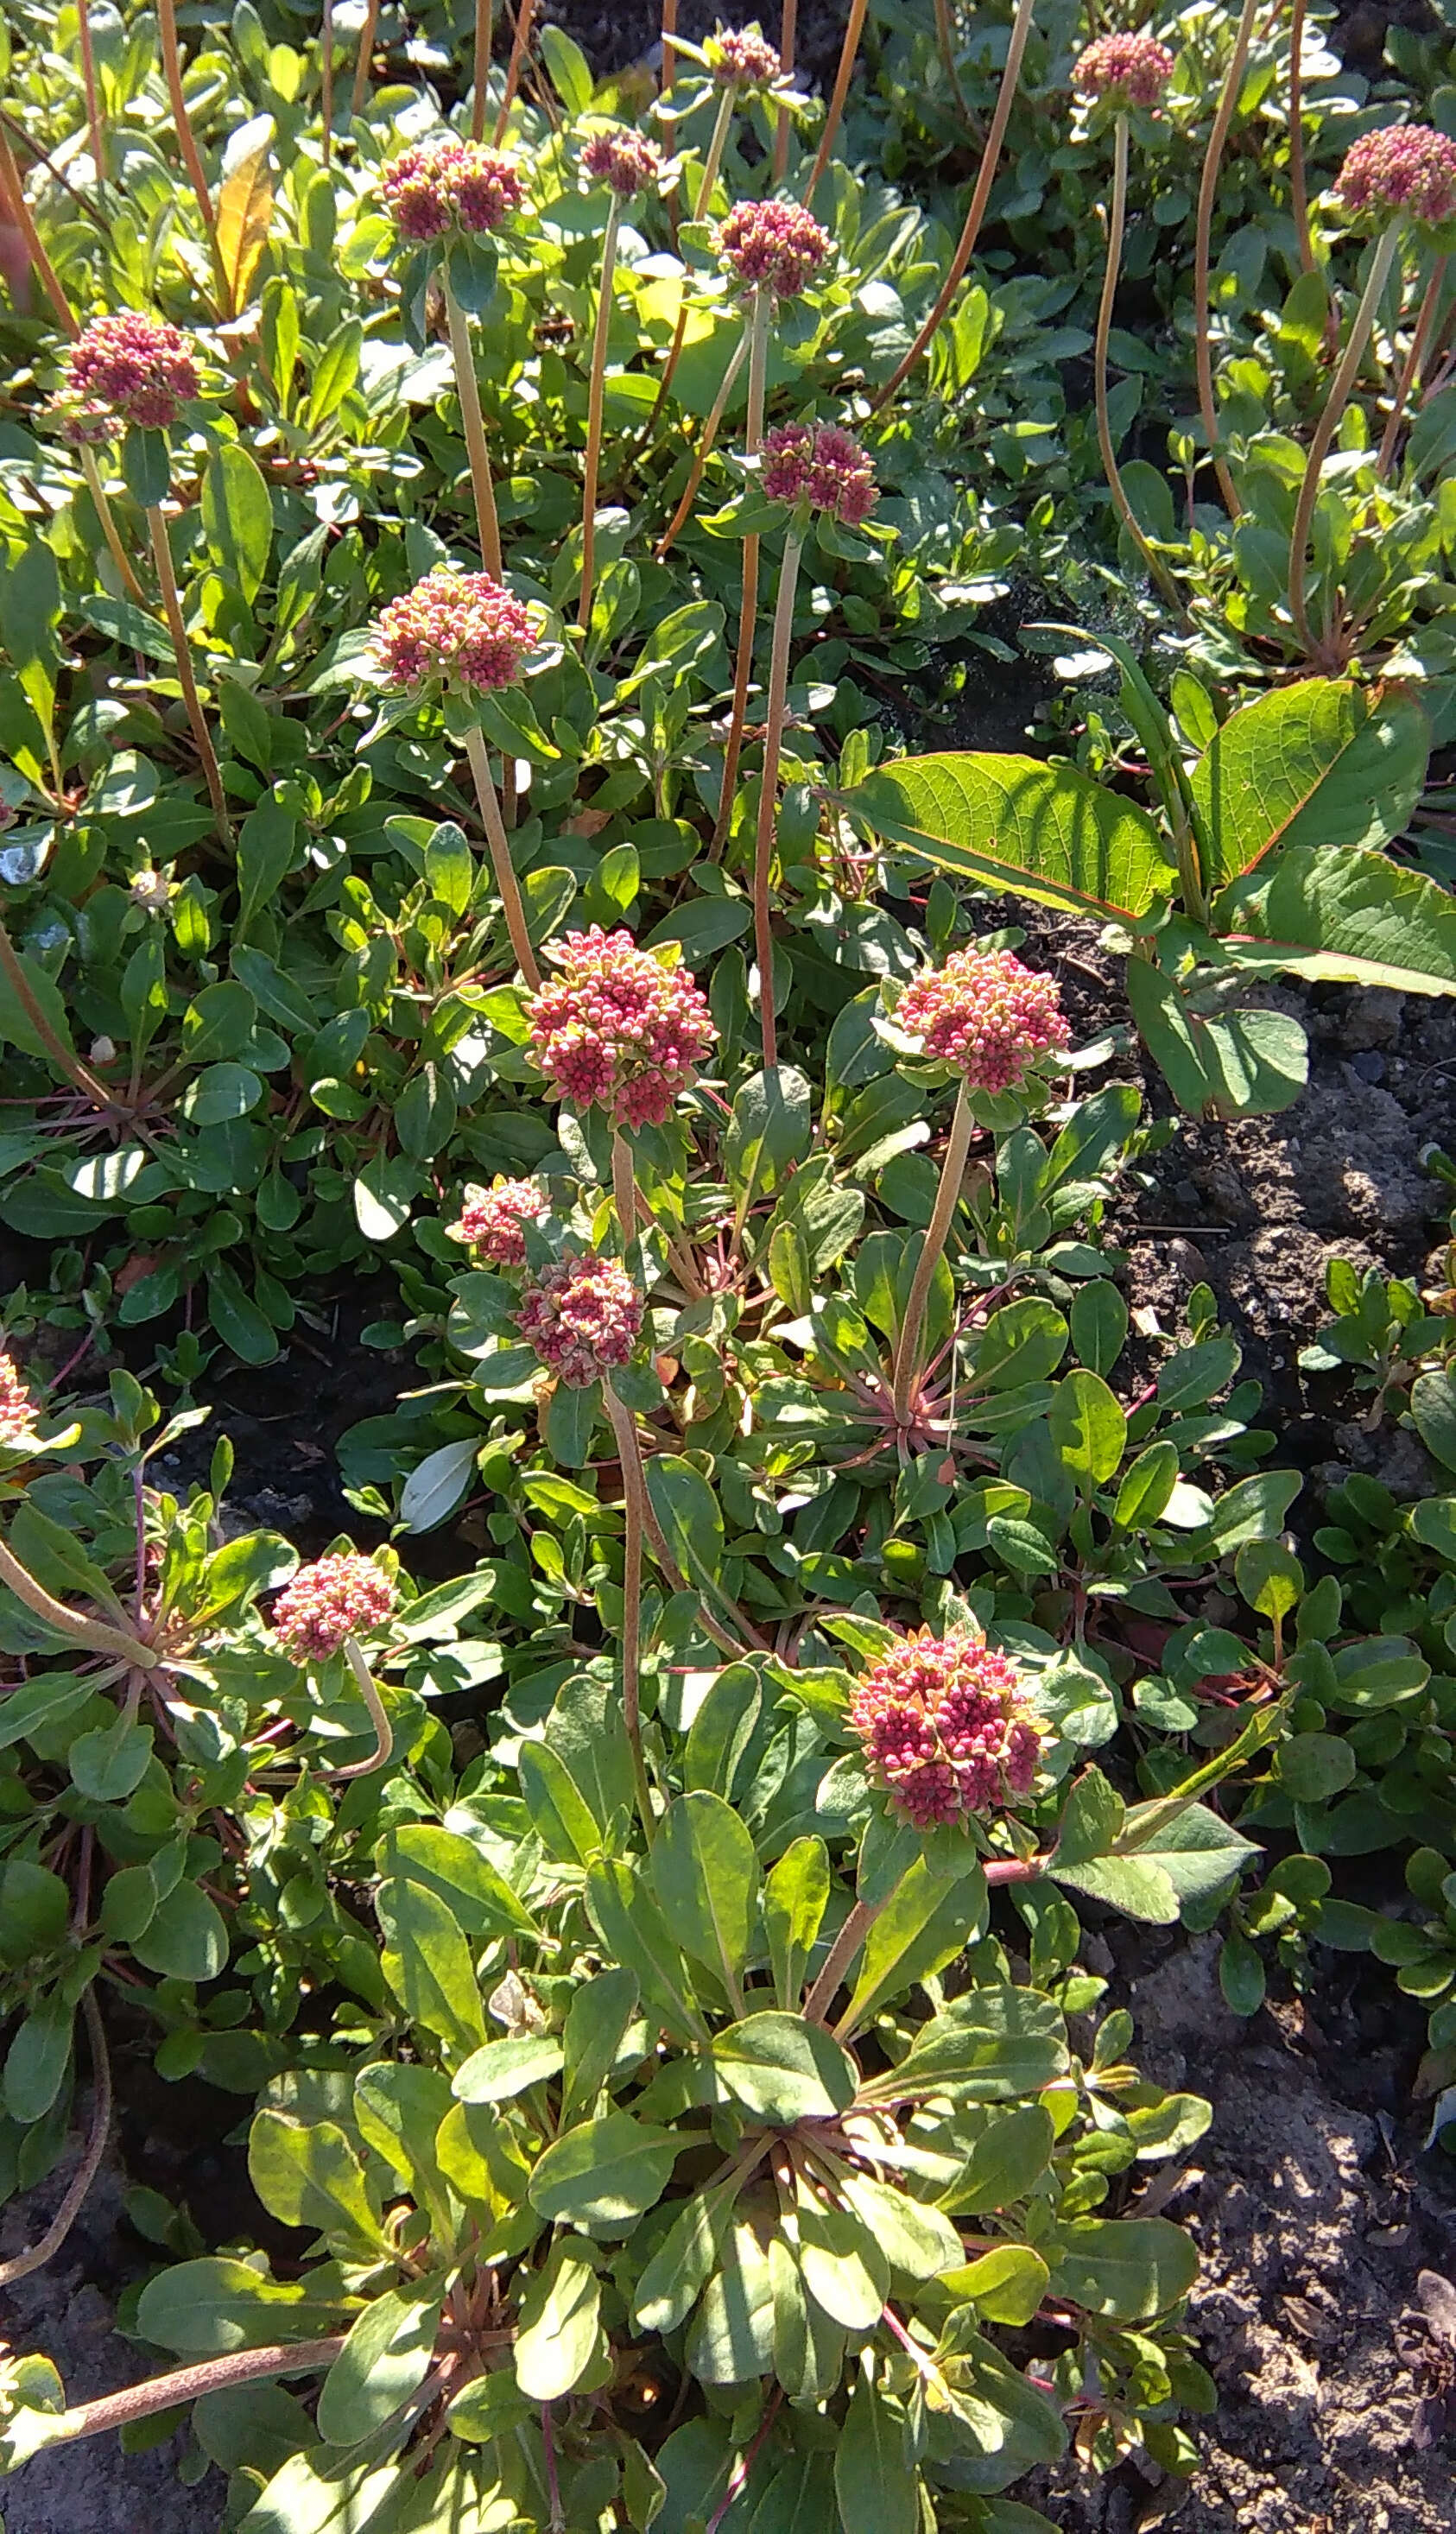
left=517, top=1253, right=643, bottom=1387
left=762, top=421, right=878, bottom=524
left=448, top=1178, right=548, bottom=1266
left=1337, top=124, right=1456, bottom=230
left=58, top=311, right=199, bottom=433
left=582, top=126, right=662, bottom=197
left=718, top=199, right=832, bottom=298
left=381, top=137, right=528, bottom=242
left=1073, top=31, right=1175, bottom=108
left=849, top=1628, right=1041, bottom=1831
left=373, top=569, right=536, bottom=694
left=707, top=22, right=782, bottom=86
left=0, top=1353, right=36, bottom=1448
left=272, top=1554, right=397, bottom=1663
left=897, top=946, right=1069, bottom=1094
left=527, top=927, right=716, bottom=1129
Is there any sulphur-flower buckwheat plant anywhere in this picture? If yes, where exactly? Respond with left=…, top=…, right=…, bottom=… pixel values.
left=580, top=127, right=662, bottom=198
left=373, top=569, right=536, bottom=694
left=525, top=928, right=716, bottom=1129
left=271, top=1554, right=397, bottom=1663
left=1073, top=31, right=1176, bottom=108
left=516, top=1254, right=644, bottom=1386
left=898, top=946, right=1070, bottom=1094
left=761, top=421, right=878, bottom=523
left=381, top=136, right=529, bottom=240
left=58, top=311, right=199, bottom=430
left=707, top=22, right=782, bottom=86
left=848, top=1629, right=1042, bottom=1829
left=717, top=198, right=832, bottom=298
left=447, top=1180, right=549, bottom=1266
left=1336, top=123, right=1456, bottom=231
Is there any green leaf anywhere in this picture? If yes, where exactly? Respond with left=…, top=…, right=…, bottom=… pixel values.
left=649, top=1791, right=760, bottom=2005
left=836, top=2172, right=963, bottom=2280
left=352, top=2062, right=456, bottom=2239
left=384, top=1825, right=537, bottom=1942
left=0, top=945, right=77, bottom=1066
left=722, top=1066, right=814, bottom=1214
left=797, top=2203, right=889, bottom=2329
left=1125, top=960, right=1309, bottom=1118
left=528, top=2109, right=678, bottom=2229
left=1219, top=1929, right=1267, bottom=2016
left=378, top=1880, right=489, bottom=2061
left=1214, top=843, right=1456, bottom=996
left=684, top=1663, right=761, bottom=1801
left=685, top=2220, right=776, bottom=2383
left=943, top=2105, right=1057, bottom=2213
left=1049, top=2215, right=1200, bottom=2320
left=1048, top=1369, right=1126, bottom=1491
left=247, top=2113, right=381, bottom=2252
left=77, top=593, right=175, bottom=664
left=845, top=754, right=1176, bottom=923
left=3, top=1997, right=72, bottom=2124
left=68, top=1714, right=154, bottom=1801
left=136, top=2257, right=341, bottom=2356
left=133, top=1881, right=228, bottom=1980
left=1413, top=1370, right=1456, bottom=1473
left=833, top=2367, right=915, bottom=2534
left=1276, top=1733, right=1357, bottom=1802
left=1050, top=1854, right=1181, bottom=1923
left=514, top=2240, right=601, bottom=2401
left=586, top=1858, right=705, bottom=2043
left=644, top=1456, right=738, bottom=1635
left=560, top=1967, right=640, bottom=2127
left=631, top=2172, right=744, bottom=2334
left=1191, top=678, right=1430, bottom=890
left=764, top=1836, right=832, bottom=2010
left=517, top=1739, right=602, bottom=1865
left=838, top=1859, right=987, bottom=2037
left=940, top=2243, right=1049, bottom=2327
left=201, top=443, right=274, bottom=605
left=452, top=2030, right=564, bottom=2105
left=315, top=2287, right=440, bottom=2448
left=711, top=2012, right=857, bottom=2123
left=1070, top=1280, right=1129, bottom=1376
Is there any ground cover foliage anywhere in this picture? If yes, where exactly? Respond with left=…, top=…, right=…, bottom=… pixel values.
left=0, top=0, right=1453, bottom=2524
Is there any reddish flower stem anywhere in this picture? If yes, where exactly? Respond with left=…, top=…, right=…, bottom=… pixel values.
left=752, top=530, right=802, bottom=1067
left=711, top=287, right=770, bottom=854
left=1193, top=0, right=1259, bottom=516
left=804, top=0, right=871, bottom=209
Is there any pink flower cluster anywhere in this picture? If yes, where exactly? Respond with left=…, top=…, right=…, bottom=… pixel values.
left=898, top=947, right=1069, bottom=1093
left=849, top=1629, right=1041, bottom=1831
left=582, top=127, right=662, bottom=197
left=718, top=200, right=832, bottom=298
left=710, top=22, right=782, bottom=85
left=272, top=1554, right=397, bottom=1663
left=527, top=928, right=716, bottom=1128
left=448, top=1178, right=548, bottom=1266
left=1337, top=124, right=1456, bottom=229
left=373, top=569, right=536, bottom=693
left=0, top=1353, right=35, bottom=1448
left=381, top=138, right=528, bottom=241
left=1073, top=31, right=1175, bottom=106
left=762, top=421, right=877, bottom=524
left=516, top=1255, right=643, bottom=1387
left=60, top=312, right=199, bottom=432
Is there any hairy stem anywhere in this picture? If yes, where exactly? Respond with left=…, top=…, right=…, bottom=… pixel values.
left=82, top=442, right=149, bottom=604
left=630, top=89, right=738, bottom=473
left=493, top=0, right=536, bottom=143
left=330, top=1639, right=394, bottom=1779
left=772, top=0, right=797, bottom=181
left=578, top=196, right=623, bottom=635
left=611, top=1125, right=638, bottom=1252
left=350, top=0, right=381, bottom=116
left=654, top=329, right=750, bottom=560
left=752, top=531, right=802, bottom=1067
left=444, top=276, right=504, bottom=579
left=890, top=1076, right=974, bottom=1436
left=156, top=0, right=217, bottom=245
left=0, top=126, right=79, bottom=336
left=1288, top=220, right=1402, bottom=658
left=0, top=1991, right=110, bottom=2289
left=604, top=1387, right=657, bottom=1845
left=472, top=0, right=493, bottom=138
left=1095, top=118, right=1185, bottom=613
left=711, top=287, right=770, bottom=854
left=932, top=0, right=969, bottom=121
left=1193, top=0, right=1259, bottom=516
left=464, top=723, right=541, bottom=988
left=805, top=1897, right=877, bottom=2024
left=77, top=0, right=107, bottom=188
left=320, top=0, right=335, bottom=165
left=35, top=2336, right=350, bottom=2448
left=804, top=0, right=870, bottom=209
left=661, top=0, right=678, bottom=91
left=1288, top=0, right=1314, bottom=277
left=0, top=920, right=113, bottom=1111
left=1377, top=251, right=1447, bottom=478
left=147, top=505, right=231, bottom=845
left=0, top=1536, right=158, bottom=1666
left=869, top=0, right=1034, bottom=410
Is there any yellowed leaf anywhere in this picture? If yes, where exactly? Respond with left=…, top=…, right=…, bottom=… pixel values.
left=216, top=147, right=274, bottom=315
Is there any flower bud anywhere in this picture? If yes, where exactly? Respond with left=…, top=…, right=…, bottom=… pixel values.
left=848, top=1628, right=1041, bottom=1829
left=718, top=200, right=832, bottom=298
left=448, top=1178, right=548, bottom=1266
left=581, top=127, right=662, bottom=198
left=526, top=927, right=716, bottom=1128
left=516, top=1254, right=643, bottom=1387
left=272, top=1554, right=397, bottom=1662
left=59, top=312, right=199, bottom=433
left=1337, top=123, right=1456, bottom=230
left=897, top=946, right=1069, bottom=1093
left=762, top=421, right=877, bottom=524
left=1073, top=31, right=1176, bottom=107
left=381, top=137, right=528, bottom=241
left=373, top=569, right=537, bottom=694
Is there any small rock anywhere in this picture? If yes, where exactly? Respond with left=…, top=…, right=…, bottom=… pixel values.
left=64, top=2283, right=112, bottom=2339
left=1342, top=987, right=1405, bottom=1050
left=1349, top=1049, right=1385, bottom=1084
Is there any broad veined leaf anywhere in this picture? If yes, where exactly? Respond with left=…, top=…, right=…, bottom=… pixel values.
left=844, top=754, right=1176, bottom=923
left=1049, top=2215, right=1200, bottom=2319
left=136, top=2257, right=344, bottom=2358
left=560, top=1966, right=641, bottom=2127
left=377, top=1879, right=489, bottom=2062
left=764, top=1836, right=832, bottom=2010
left=1191, top=677, right=1429, bottom=889
left=711, top=2011, right=857, bottom=2123
left=837, top=1859, right=988, bottom=2038
left=796, top=2202, right=889, bottom=2329
left=201, top=445, right=274, bottom=607
left=247, top=2113, right=382, bottom=2252
left=860, top=1984, right=1067, bottom=2103
left=1214, top=842, right=1456, bottom=995
left=314, top=2286, right=441, bottom=2448
left=514, top=2240, right=602, bottom=2401
left=833, top=2367, right=916, bottom=2534
left=649, top=1790, right=760, bottom=2004
left=836, top=2171, right=964, bottom=2280
left=217, top=140, right=275, bottom=313
left=685, top=2220, right=776, bottom=2384
left=631, top=2169, right=747, bottom=2333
